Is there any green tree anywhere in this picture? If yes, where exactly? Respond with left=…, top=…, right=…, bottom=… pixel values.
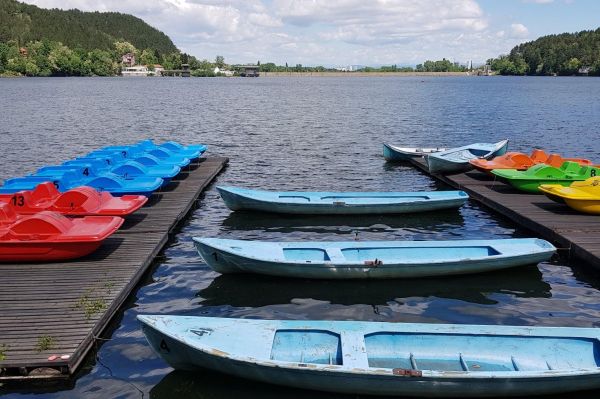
left=215, top=55, right=224, bottom=68
left=85, top=49, right=115, bottom=76
left=562, top=57, right=581, bottom=75
left=114, top=40, right=136, bottom=56
left=139, top=47, right=157, bottom=66
left=162, top=52, right=181, bottom=69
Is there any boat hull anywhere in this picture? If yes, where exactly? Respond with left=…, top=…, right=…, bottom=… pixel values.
left=382, top=144, right=446, bottom=162
left=193, top=238, right=555, bottom=279
left=139, top=316, right=600, bottom=397
left=426, top=140, right=509, bottom=175
left=0, top=241, right=103, bottom=262
left=218, top=187, right=468, bottom=215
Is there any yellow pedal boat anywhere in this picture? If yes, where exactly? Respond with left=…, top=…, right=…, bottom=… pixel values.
left=540, top=177, right=600, bottom=214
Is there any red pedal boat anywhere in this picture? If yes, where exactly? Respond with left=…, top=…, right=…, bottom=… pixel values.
left=0, top=203, right=124, bottom=262
left=0, top=182, right=147, bottom=216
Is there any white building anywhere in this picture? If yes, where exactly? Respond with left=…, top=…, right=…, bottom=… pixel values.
left=121, top=65, right=149, bottom=77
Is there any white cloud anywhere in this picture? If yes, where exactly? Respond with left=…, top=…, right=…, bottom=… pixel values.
left=510, top=23, right=530, bottom=38
left=20, top=1, right=535, bottom=65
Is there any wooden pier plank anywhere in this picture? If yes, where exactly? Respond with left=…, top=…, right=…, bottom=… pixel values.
left=410, top=158, right=600, bottom=269
left=0, top=157, right=228, bottom=380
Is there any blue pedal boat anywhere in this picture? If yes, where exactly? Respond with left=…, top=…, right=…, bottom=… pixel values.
left=138, top=315, right=600, bottom=397
left=426, top=140, right=509, bottom=175
left=217, top=186, right=468, bottom=215
left=101, top=145, right=191, bottom=168
left=0, top=168, right=162, bottom=197
left=65, top=158, right=180, bottom=184
left=193, top=237, right=555, bottom=279
left=137, top=139, right=206, bottom=161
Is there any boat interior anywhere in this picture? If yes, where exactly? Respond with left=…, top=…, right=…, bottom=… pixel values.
left=269, top=329, right=600, bottom=372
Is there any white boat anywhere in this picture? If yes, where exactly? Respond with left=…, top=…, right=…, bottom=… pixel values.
left=426, top=140, right=509, bottom=174
left=383, top=143, right=447, bottom=161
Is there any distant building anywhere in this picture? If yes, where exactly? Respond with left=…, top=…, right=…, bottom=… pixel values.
left=578, top=66, right=592, bottom=76
left=214, top=67, right=234, bottom=77
left=121, top=65, right=149, bottom=77
left=122, top=53, right=135, bottom=67
left=478, top=64, right=492, bottom=76
left=239, top=65, right=260, bottom=77
left=153, top=64, right=164, bottom=76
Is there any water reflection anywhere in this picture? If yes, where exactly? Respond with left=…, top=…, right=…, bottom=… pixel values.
left=195, top=265, right=550, bottom=308
left=220, top=208, right=466, bottom=234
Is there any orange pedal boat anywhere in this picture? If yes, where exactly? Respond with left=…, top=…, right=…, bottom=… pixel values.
left=0, top=182, right=147, bottom=216
left=0, top=203, right=124, bottom=262
left=470, top=149, right=593, bottom=174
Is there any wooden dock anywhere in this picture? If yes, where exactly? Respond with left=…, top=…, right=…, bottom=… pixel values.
left=411, top=158, right=600, bottom=270
left=0, top=157, right=228, bottom=381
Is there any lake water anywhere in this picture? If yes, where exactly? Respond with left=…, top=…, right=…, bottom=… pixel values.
left=1, top=76, right=600, bottom=398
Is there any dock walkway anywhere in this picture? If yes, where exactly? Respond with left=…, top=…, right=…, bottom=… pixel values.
left=0, top=157, right=228, bottom=381
left=411, top=158, right=600, bottom=270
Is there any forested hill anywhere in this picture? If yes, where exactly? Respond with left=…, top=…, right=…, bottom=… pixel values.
left=489, top=28, right=600, bottom=75
left=0, top=0, right=178, bottom=54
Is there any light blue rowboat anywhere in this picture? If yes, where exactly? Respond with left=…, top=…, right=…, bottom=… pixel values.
left=217, top=186, right=468, bottom=215
left=138, top=315, right=600, bottom=397
left=383, top=143, right=447, bottom=161
left=193, top=238, right=555, bottom=279
left=426, top=139, right=509, bottom=174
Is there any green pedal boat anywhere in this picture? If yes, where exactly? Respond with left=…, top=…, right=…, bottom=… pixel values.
left=492, top=161, right=600, bottom=193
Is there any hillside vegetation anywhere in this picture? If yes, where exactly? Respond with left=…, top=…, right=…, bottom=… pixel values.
left=488, top=28, right=600, bottom=75
left=0, top=0, right=177, bottom=54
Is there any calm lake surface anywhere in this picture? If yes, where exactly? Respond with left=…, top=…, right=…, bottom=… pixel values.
left=1, top=76, right=600, bottom=398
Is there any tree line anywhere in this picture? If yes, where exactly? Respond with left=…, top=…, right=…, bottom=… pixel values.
left=257, top=59, right=467, bottom=73
left=487, top=28, right=600, bottom=76
left=0, top=38, right=230, bottom=77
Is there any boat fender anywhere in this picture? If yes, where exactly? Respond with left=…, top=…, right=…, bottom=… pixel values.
left=393, top=368, right=422, bottom=377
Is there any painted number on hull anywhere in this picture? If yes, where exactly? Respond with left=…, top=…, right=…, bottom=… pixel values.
left=11, top=195, right=24, bottom=206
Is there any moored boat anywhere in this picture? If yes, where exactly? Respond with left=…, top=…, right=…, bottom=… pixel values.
left=383, top=143, right=446, bottom=162
left=539, top=177, right=600, bottom=214
left=193, top=237, right=555, bottom=279
left=426, top=140, right=509, bottom=174
left=138, top=315, right=600, bottom=397
left=470, top=150, right=594, bottom=174
left=0, top=182, right=147, bottom=216
left=217, top=186, right=468, bottom=215
left=0, top=168, right=163, bottom=197
left=0, top=203, right=123, bottom=262
left=492, top=161, right=600, bottom=193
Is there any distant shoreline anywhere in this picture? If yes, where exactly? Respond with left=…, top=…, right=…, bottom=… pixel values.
left=260, top=71, right=471, bottom=77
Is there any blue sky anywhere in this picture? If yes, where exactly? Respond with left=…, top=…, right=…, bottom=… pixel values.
left=24, top=0, right=600, bottom=66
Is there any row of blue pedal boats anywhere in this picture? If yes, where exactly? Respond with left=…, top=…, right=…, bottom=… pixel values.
left=136, top=140, right=600, bottom=397
left=0, top=139, right=206, bottom=197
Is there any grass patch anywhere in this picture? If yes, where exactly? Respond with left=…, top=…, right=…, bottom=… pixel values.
left=75, top=289, right=107, bottom=320
left=0, top=344, right=7, bottom=361
left=36, top=336, right=55, bottom=352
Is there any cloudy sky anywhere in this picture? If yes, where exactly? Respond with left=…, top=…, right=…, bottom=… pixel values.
left=23, top=0, right=600, bottom=66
